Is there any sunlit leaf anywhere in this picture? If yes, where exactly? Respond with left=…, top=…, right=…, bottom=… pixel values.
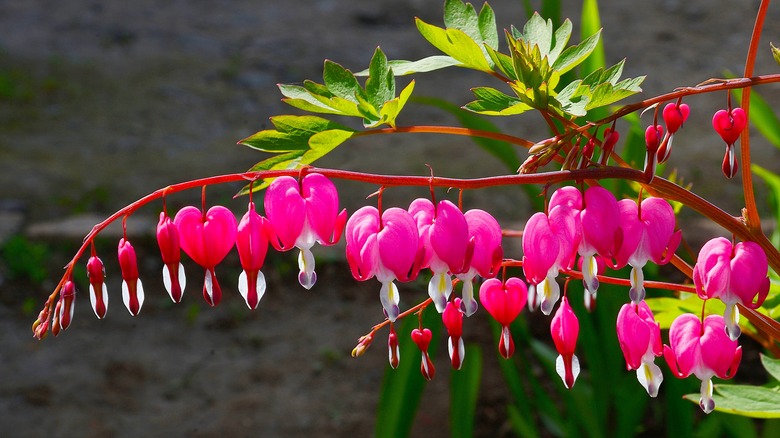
left=684, top=385, right=780, bottom=418
left=551, top=29, right=602, bottom=75
left=415, top=18, right=492, bottom=72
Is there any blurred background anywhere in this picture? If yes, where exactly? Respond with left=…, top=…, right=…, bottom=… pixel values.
left=1, top=1, right=779, bottom=436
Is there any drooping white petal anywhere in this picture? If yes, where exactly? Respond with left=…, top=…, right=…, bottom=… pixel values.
left=459, top=278, right=479, bottom=317
left=89, top=283, right=108, bottom=319
left=380, top=281, right=401, bottom=322
left=448, top=336, right=465, bottom=370
left=636, top=361, right=664, bottom=397
left=121, top=279, right=145, bottom=316
left=582, top=254, right=599, bottom=294
left=428, top=271, right=453, bottom=313
left=238, top=270, right=267, bottom=309
left=555, top=354, right=580, bottom=389
left=538, top=274, right=560, bottom=316
left=699, top=378, right=715, bottom=414
left=298, top=247, right=317, bottom=290
left=724, top=303, right=741, bottom=341
left=629, top=265, right=646, bottom=303
left=162, top=263, right=187, bottom=303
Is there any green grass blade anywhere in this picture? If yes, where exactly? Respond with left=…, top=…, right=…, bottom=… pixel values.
left=450, top=344, right=483, bottom=438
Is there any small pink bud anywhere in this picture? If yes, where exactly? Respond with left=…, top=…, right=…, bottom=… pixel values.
left=388, top=324, right=400, bottom=369
left=551, top=297, right=580, bottom=389
left=443, top=299, right=465, bottom=369
left=118, top=238, right=145, bottom=316
left=157, top=212, right=186, bottom=303
left=599, top=128, right=620, bottom=165
left=86, top=255, right=108, bottom=319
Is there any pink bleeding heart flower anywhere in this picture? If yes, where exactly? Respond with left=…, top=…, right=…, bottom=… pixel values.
left=712, top=108, right=746, bottom=179
left=409, top=199, right=470, bottom=313
left=456, top=209, right=503, bottom=317
left=522, top=199, right=577, bottom=315
left=579, top=186, right=621, bottom=297
left=118, top=238, right=145, bottom=316
left=664, top=313, right=742, bottom=414
left=86, top=254, right=108, bottom=319
left=174, top=205, right=237, bottom=307
left=345, top=206, right=420, bottom=322
left=693, top=237, right=769, bottom=340
left=479, top=277, right=527, bottom=359
left=616, top=301, right=664, bottom=397
left=551, top=296, right=580, bottom=389
left=236, top=202, right=273, bottom=309
left=657, top=102, right=690, bottom=164
left=57, top=279, right=77, bottom=333
left=713, top=108, right=747, bottom=146
left=443, top=298, right=465, bottom=370
left=265, top=173, right=347, bottom=289
left=616, top=197, right=681, bottom=303
left=411, top=327, right=435, bottom=380
left=157, top=212, right=186, bottom=303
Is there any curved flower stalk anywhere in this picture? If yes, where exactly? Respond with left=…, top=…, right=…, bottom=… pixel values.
left=479, top=277, right=527, bottom=359
left=409, top=199, right=470, bottom=313
left=693, top=237, right=770, bottom=340
left=615, top=197, right=681, bottom=304
left=551, top=296, right=580, bottom=389
left=236, top=202, right=273, bottom=309
left=264, top=173, right=347, bottom=290
left=157, top=212, right=186, bottom=303
left=174, top=205, right=237, bottom=307
left=664, top=314, right=742, bottom=414
left=345, top=206, right=421, bottom=321
left=456, top=209, right=503, bottom=317
left=118, top=238, right=144, bottom=316
left=522, top=200, right=578, bottom=315
left=616, top=301, right=664, bottom=397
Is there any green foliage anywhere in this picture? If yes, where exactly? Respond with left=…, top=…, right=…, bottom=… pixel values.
left=683, top=355, right=780, bottom=418
left=450, top=344, right=483, bottom=438
left=375, top=307, right=441, bottom=438
left=1, top=234, right=49, bottom=284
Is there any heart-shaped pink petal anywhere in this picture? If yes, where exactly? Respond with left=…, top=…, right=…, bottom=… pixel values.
left=479, top=278, right=527, bottom=326
left=411, top=327, right=433, bottom=351
left=174, top=205, right=237, bottom=268
left=712, top=108, right=747, bottom=145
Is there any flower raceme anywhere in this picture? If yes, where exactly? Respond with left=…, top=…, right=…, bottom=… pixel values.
left=345, top=205, right=421, bottom=322
left=664, top=314, right=742, bottom=414
left=616, top=301, right=664, bottom=397
left=693, top=237, right=770, bottom=340
left=264, top=173, right=347, bottom=290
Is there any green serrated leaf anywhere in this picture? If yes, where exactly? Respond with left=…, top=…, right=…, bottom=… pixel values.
left=365, top=47, right=394, bottom=110
left=551, top=29, right=602, bottom=75
left=416, top=18, right=492, bottom=72
left=478, top=3, right=499, bottom=49
left=684, top=385, right=780, bottom=418
left=444, top=0, right=480, bottom=41
left=585, top=76, right=644, bottom=110
left=278, top=83, right=363, bottom=116
left=521, top=13, right=553, bottom=58
left=485, top=45, right=517, bottom=80
left=355, top=56, right=461, bottom=76
left=239, top=115, right=354, bottom=152
left=238, top=150, right=308, bottom=194
left=377, top=79, right=415, bottom=128
left=323, top=60, right=361, bottom=103
left=548, top=19, right=572, bottom=65
left=465, top=86, right=532, bottom=116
